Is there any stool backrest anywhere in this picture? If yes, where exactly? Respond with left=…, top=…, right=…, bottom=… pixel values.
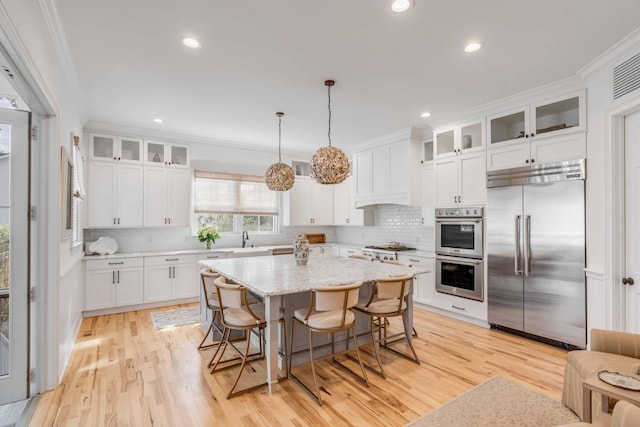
left=375, top=274, right=413, bottom=300
left=200, top=268, right=220, bottom=306
left=314, top=281, right=362, bottom=312
left=214, top=276, right=243, bottom=309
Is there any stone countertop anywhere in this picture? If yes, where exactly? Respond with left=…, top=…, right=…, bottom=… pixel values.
left=199, top=255, right=431, bottom=297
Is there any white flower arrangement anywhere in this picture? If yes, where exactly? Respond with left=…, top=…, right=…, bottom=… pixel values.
left=198, top=224, right=220, bottom=247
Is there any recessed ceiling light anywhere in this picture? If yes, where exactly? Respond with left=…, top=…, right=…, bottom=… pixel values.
left=153, top=118, right=163, bottom=123
left=182, top=37, right=200, bottom=49
left=464, top=42, right=482, bottom=53
left=421, top=112, right=431, bottom=118
left=391, top=0, right=414, bottom=13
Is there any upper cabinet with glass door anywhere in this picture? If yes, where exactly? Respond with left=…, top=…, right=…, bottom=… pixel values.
left=433, top=119, right=484, bottom=159
left=89, top=133, right=143, bottom=164
left=144, top=140, right=190, bottom=168
left=487, top=90, right=586, bottom=148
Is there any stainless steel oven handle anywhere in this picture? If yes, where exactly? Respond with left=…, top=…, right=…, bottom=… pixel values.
left=436, top=254, right=482, bottom=265
left=515, top=215, right=521, bottom=276
left=435, top=218, right=482, bottom=223
left=524, top=215, right=531, bottom=277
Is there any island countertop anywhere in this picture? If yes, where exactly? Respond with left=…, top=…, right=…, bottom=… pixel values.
left=199, top=254, right=430, bottom=297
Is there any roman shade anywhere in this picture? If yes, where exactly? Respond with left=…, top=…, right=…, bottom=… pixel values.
left=194, top=170, right=277, bottom=215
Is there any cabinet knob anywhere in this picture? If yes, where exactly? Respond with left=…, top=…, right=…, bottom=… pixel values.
left=530, top=133, right=535, bottom=138
left=525, top=159, right=529, bottom=164
left=531, top=158, right=535, bottom=163
left=525, top=134, right=529, bottom=138
left=118, top=157, right=121, bottom=161
left=623, top=277, right=635, bottom=286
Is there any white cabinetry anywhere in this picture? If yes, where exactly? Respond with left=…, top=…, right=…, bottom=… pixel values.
left=433, top=119, right=486, bottom=207
left=338, top=247, right=362, bottom=257
left=89, top=133, right=143, bottom=164
left=333, top=177, right=374, bottom=226
left=434, top=151, right=485, bottom=206
left=143, top=167, right=192, bottom=227
left=486, top=90, right=586, bottom=171
left=85, top=257, right=144, bottom=310
left=421, top=165, right=435, bottom=226
left=144, top=254, right=198, bottom=302
left=354, top=128, right=422, bottom=207
left=397, top=254, right=434, bottom=305
left=282, top=178, right=334, bottom=226
left=144, top=140, right=190, bottom=168
left=87, top=162, right=144, bottom=227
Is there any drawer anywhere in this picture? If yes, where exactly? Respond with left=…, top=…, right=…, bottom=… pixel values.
left=85, top=257, right=144, bottom=271
left=197, top=252, right=229, bottom=261
left=144, top=254, right=197, bottom=266
left=397, top=254, right=433, bottom=266
left=339, top=247, right=360, bottom=257
left=435, top=292, right=486, bottom=320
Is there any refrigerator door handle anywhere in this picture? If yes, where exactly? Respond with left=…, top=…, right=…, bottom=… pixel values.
left=524, top=215, right=531, bottom=277
left=515, top=215, right=522, bottom=275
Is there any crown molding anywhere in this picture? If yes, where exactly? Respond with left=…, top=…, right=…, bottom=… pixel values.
left=578, top=27, right=640, bottom=79
left=352, top=127, right=426, bottom=152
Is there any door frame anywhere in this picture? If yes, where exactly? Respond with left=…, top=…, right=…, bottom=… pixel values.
left=606, top=96, right=640, bottom=331
left=0, top=9, right=58, bottom=395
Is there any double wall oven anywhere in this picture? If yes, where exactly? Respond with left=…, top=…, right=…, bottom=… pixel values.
left=435, top=207, right=484, bottom=302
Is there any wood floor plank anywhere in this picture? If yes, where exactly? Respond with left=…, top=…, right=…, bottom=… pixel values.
left=30, top=304, right=570, bottom=426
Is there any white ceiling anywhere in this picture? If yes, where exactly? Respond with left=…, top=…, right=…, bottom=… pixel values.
left=54, top=0, right=640, bottom=153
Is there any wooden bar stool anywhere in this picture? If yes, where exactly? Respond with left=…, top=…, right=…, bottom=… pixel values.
left=197, top=268, right=225, bottom=350
left=288, top=281, right=369, bottom=405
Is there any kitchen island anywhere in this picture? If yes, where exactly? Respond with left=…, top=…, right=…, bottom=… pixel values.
left=199, top=254, right=429, bottom=393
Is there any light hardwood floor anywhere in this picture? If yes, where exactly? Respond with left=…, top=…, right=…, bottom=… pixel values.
left=30, top=304, right=569, bottom=426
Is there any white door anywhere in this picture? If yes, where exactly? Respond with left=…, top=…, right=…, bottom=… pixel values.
left=625, top=110, right=640, bottom=332
left=434, top=157, right=458, bottom=206
left=171, top=263, right=197, bottom=299
left=144, top=265, right=172, bottom=302
left=143, top=167, right=168, bottom=226
left=288, top=179, right=312, bottom=225
left=0, top=109, right=29, bottom=403
left=167, top=168, right=191, bottom=226
left=311, top=182, right=333, bottom=225
left=87, top=162, right=116, bottom=227
left=85, top=270, right=116, bottom=311
left=116, top=164, right=144, bottom=227
left=115, top=268, right=143, bottom=307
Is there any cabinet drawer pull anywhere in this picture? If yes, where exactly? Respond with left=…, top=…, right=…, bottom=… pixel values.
left=408, top=258, right=421, bottom=263
left=112, top=271, right=115, bottom=284
left=117, top=270, right=120, bottom=284
left=165, top=258, right=179, bottom=261
left=451, top=305, right=466, bottom=311
left=206, top=255, right=219, bottom=259
left=169, top=267, right=172, bottom=278
left=108, top=262, right=124, bottom=265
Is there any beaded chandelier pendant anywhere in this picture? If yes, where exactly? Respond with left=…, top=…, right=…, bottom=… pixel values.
left=310, top=80, right=350, bottom=184
left=265, top=112, right=295, bottom=191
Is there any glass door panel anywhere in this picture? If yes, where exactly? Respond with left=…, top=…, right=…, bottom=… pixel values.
left=146, top=141, right=165, bottom=164
left=0, top=109, right=29, bottom=403
left=535, top=96, right=580, bottom=135
left=435, top=129, right=455, bottom=156
left=91, top=134, right=115, bottom=160
left=119, top=137, right=141, bottom=162
left=170, top=145, right=187, bottom=166
left=489, top=110, right=526, bottom=145
left=460, top=122, right=483, bottom=150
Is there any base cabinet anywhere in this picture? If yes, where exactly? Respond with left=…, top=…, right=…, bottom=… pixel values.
left=397, top=254, right=434, bottom=305
left=144, top=254, right=198, bottom=302
left=85, top=258, right=144, bottom=310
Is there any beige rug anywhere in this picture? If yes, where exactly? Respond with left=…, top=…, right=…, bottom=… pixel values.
left=151, top=306, right=200, bottom=330
left=406, top=376, right=580, bottom=427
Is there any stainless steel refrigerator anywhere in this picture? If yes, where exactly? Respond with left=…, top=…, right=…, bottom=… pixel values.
left=486, top=159, right=586, bottom=348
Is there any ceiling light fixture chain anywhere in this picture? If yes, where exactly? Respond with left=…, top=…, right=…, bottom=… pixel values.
left=277, top=111, right=283, bottom=162
left=326, top=79, right=334, bottom=147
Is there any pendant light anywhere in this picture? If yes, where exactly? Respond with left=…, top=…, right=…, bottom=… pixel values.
left=310, top=80, right=350, bottom=185
left=265, top=112, right=295, bottom=191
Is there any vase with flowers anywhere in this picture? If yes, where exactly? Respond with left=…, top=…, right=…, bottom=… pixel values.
left=198, top=224, right=220, bottom=249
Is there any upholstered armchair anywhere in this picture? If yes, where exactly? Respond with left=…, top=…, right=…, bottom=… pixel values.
left=562, top=329, right=640, bottom=420
left=557, top=401, right=640, bottom=427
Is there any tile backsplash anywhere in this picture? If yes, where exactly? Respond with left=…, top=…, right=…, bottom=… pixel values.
left=84, top=205, right=433, bottom=253
left=336, top=205, right=434, bottom=251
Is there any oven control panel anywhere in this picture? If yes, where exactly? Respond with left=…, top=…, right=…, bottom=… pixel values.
left=435, top=207, right=483, bottom=218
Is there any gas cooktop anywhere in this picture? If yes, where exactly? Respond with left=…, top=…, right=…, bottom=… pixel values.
left=363, top=245, right=416, bottom=252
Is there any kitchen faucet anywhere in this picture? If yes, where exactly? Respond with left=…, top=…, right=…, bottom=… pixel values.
left=242, top=231, right=249, bottom=248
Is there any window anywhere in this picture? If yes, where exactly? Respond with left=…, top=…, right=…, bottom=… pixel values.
left=194, top=171, right=278, bottom=233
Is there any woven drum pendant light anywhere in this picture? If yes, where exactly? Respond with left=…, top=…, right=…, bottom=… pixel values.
left=265, top=112, right=295, bottom=191
left=310, top=80, right=350, bottom=184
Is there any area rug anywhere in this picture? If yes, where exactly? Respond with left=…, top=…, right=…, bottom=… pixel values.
left=406, top=376, right=580, bottom=427
left=151, top=306, right=200, bottom=330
